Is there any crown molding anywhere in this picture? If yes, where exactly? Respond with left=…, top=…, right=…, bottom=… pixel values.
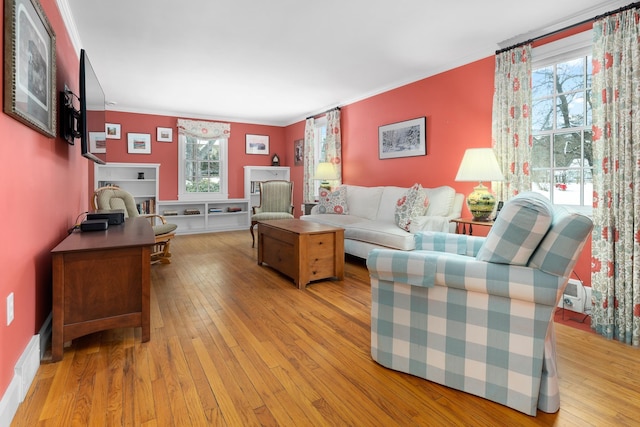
left=56, top=0, right=82, bottom=54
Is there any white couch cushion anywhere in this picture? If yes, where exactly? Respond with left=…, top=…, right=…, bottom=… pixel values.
left=345, top=220, right=415, bottom=251
left=376, top=186, right=409, bottom=222
left=423, top=186, right=456, bottom=216
left=344, top=185, right=383, bottom=220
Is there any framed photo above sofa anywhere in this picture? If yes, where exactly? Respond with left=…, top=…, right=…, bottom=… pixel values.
left=379, top=117, right=426, bottom=159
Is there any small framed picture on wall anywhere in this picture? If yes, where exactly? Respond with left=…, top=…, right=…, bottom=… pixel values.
left=157, top=127, right=173, bottom=142
left=294, top=139, right=304, bottom=166
left=105, top=123, right=121, bottom=139
left=127, top=133, right=151, bottom=154
left=245, top=134, right=269, bottom=155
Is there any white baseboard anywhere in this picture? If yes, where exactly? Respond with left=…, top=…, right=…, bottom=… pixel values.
left=39, top=312, right=52, bottom=359
left=0, top=324, right=46, bottom=427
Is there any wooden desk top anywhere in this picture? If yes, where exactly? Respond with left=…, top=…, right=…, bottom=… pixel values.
left=52, top=217, right=155, bottom=254
left=258, top=218, right=343, bottom=235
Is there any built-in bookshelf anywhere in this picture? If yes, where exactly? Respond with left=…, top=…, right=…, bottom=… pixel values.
left=156, top=199, right=250, bottom=234
left=94, top=163, right=159, bottom=214
left=244, top=166, right=291, bottom=208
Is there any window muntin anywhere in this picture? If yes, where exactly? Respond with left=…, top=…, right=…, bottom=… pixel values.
left=531, top=55, right=593, bottom=207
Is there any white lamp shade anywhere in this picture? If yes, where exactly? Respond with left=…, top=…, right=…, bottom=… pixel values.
left=314, top=162, right=338, bottom=180
left=454, top=148, right=505, bottom=183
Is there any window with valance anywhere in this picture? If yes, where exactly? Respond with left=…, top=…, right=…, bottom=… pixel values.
left=177, top=119, right=231, bottom=200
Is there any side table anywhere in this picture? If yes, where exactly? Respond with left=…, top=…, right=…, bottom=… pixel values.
left=451, top=218, right=494, bottom=235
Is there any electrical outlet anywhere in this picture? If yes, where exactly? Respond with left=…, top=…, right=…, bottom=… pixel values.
left=7, top=292, right=14, bottom=326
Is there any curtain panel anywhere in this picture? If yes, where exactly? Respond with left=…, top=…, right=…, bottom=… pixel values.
left=324, top=110, right=343, bottom=186
left=177, top=119, right=231, bottom=140
left=303, top=118, right=316, bottom=203
left=590, top=6, right=640, bottom=345
left=492, top=45, right=533, bottom=202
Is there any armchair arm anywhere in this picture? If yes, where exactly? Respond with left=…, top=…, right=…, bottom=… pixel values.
left=414, top=231, right=485, bottom=256
left=367, top=248, right=564, bottom=306
left=143, top=214, right=167, bottom=224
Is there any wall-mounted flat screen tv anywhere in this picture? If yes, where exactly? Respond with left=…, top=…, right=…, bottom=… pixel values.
left=79, top=49, right=106, bottom=165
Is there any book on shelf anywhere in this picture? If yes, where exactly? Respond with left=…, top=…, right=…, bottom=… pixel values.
left=135, top=199, right=156, bottom=215
left=250, top=181, right=262, bottom=194
left=183, top=208, right=201, bottom=215
left=208, top=208, right=223, bottom=213
left=163, top=210, right=178, bottom=216
left=227, top=206, right=242, bottom=212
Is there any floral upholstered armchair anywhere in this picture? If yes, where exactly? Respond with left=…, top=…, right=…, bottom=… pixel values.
left=366, top=192, right=593, bottom=416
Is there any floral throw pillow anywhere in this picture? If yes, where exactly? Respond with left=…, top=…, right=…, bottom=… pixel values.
left=317, top=186, right=348, bottom=214
left=395, top=183, right=429, bottom=231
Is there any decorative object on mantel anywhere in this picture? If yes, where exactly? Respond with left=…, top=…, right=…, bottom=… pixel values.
left=314, top=162, right=338, bottom=190
left=271, top=153, right=280, bottom=166
left=454, top=148, right=505, bottom=220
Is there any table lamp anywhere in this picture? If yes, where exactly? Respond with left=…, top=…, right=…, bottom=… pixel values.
left=314, top=162, right=338, bottom=190
left=454, top=148, right=505, bottom=220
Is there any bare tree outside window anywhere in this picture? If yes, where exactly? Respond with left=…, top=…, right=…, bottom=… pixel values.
left=531, top=56, right=593, bottom=206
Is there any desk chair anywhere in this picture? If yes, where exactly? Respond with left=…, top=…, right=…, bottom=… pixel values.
left=93, top=186, right=177, bottom=264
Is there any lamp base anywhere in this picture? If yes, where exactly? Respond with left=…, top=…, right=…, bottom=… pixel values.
left=319, top=181, right=331, bottom=191
left=466, top=183, right=496, bottom=221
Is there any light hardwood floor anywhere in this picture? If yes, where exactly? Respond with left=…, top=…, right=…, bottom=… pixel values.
left=12, top=231, right=640, bottom=426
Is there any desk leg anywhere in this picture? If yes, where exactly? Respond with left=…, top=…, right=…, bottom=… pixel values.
left=141, top=246, right=151, bottom=342
left=52, top=254, right=64, bottom=362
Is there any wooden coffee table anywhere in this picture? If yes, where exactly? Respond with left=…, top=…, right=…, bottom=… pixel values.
left=257, top=219, right=344, bottom=289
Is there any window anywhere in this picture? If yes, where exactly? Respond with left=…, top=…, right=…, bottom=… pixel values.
left=313, top=117, right=327, bottom=197
left=178, top=133, right=228, bottom=200
left=531, top=31, right=592, bottom=208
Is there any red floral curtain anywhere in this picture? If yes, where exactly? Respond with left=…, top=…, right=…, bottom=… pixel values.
left=303, top=118, right=316, bottom=203
left=591, top=6, right=640, bottom=345
left=492, top=45, right=532, bottom=201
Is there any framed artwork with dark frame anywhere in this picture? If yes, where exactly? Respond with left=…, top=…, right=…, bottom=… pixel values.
left=378, top=117, right=426, bottom=159
left=294, top=139, right=304, bottom=166
left=245, top=134, right=269, bottom=155
left=3, top=0, right=57, bottom=137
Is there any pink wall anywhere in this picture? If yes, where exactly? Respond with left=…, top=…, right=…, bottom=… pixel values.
left=283, top=56, right=592, bottom=285
left=0, top=0, right=87, bottom=396
left=97, top=112, right=286, bottom=201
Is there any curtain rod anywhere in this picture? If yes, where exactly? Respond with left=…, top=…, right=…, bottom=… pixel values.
left=306, top=106, right=340, bottom=120
left=495, top=1, right=640, bottom=54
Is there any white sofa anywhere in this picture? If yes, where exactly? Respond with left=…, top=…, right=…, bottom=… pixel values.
left=300, top=185, right=463, bottom=259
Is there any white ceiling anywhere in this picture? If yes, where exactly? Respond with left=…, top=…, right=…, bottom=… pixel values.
left=58, top=0, right=628, bottom=126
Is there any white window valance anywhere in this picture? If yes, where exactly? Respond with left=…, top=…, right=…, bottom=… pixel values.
left=177, top=119, right=230, bottom=139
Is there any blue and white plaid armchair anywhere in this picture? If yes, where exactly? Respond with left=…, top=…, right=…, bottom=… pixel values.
left=366, top=192, right=593, bottom=416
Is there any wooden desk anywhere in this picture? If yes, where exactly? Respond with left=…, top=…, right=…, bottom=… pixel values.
left=257, top=219, right=344, bottom=289
left=451, top=217, right=494, bottom=235
left=51, top=217, right=155, bottom=361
